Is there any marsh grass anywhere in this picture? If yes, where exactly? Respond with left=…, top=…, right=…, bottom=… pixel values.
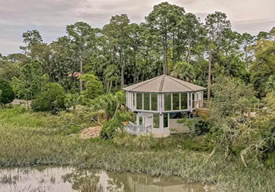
left=0, top=107, right=274, bottom=192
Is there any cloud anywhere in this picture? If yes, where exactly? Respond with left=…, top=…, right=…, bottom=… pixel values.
left=232, top=19, right=275, bottom=34
left=0, top=0, right=274, bottom=55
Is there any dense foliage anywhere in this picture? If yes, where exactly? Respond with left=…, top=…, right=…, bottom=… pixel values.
left=0, top=107, right=274, bottom=192
left=0, top=80, right=15, bottom=105
left=31, top=83, right=66, bottom=112
left=0, top=1, right=274, bottom=179
left=0, top=2, right=273, bottom=97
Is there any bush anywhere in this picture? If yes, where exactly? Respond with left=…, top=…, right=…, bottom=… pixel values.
left=194, top=119, right=210, bottom=135
left=100, top=110, right=134, bottom=139
left=0, top=80, right=15, bottom=104
left=31, top=83, right=66, bottom=112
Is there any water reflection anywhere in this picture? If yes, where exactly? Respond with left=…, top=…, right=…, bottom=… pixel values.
left=0, top=167, right=216, bottom=192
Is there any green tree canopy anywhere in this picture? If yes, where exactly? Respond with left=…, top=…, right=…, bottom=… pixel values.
left=80, top=72, right=103, bottom=100
left=0, top=80, right=15, bottom=105
left=250, top=29, right=275, bottom=98
left=31, top=82, right=66, bottom=112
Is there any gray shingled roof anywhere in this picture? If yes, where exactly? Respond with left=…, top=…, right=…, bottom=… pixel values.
left=123, top=75, right=206, bottom=93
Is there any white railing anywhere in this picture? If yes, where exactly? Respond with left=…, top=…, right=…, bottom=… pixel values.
left=125, top=122, right=152, bottom=135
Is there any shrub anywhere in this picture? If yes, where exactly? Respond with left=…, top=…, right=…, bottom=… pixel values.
left=0, top=80, right=15, bottom=105
left=176, top=117, right=209, bottom=135
left=100, top=110, right=134, bottom=139
left=31, top=83, right=66, bottom=112
left=194, top=119, right=210, bottom=135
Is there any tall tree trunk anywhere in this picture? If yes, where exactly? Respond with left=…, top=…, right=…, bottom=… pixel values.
left=172, top=32, right=176, bottom=67
left=245, top=46, right=249, bottom=70
left=120, top=50, right=125, bottom=88
left=134, top=52, right=137, bottom=83
left=109, top=81, right=113, bottom=92
left=80, top=51, right=83, bottom=92
left=163, top=34, right=168, bottom=75
left=177, top=29, right=180, bottom=62
left=121, top=66, right=124, bottom=88
left=187, top=42, right=191, bottom=64
left=207, top=52, right=212, bottom=101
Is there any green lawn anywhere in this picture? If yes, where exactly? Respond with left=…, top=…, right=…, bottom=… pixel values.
left=0, top=107, right=274, bottom=192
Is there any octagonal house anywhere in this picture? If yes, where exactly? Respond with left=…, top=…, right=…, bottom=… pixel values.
left=123, top=75, right=206, bottom=137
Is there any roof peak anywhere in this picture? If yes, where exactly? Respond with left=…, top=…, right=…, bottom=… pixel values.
left=123, top=74, right=206, bottom=93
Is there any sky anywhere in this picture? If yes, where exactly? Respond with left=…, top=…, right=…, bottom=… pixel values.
left=0, top=0, right=274, bottom=55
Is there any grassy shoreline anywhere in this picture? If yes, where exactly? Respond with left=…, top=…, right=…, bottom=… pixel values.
left=0, top=107, right=274, bottom=191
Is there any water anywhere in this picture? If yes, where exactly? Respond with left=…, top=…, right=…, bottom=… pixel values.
left=0, top=167, right=216, bottom=192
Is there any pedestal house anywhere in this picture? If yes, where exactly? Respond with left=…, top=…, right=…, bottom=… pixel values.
left=123, top=75, right=206, bottom=137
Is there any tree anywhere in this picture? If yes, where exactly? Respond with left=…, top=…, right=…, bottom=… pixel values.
left=0, top=62, right=20, bottom=81
left=250, top=29, right=275, bottom=98
left=103, top=14, right=130, bottom=88
left=90, top=91, right=131, bottom=139
left=91, top=91, right=125, bottom=121
left=66, top=22, right=96, bottom=92
left=127, top=23, right=142, bottom=83
left=20, top=30, right=43, bottom=49
left=31, top=82, right=66, bottom=112
left=173, top=13, right=203, bottom=66
left=49, top=36, right=77, bottom=89
left=11, top=60, right=48, bottom=101
left=205, top=12, right=231, bottom=47
left=146, top=2, right=185, bottom=74
left=239, top=92, right=275, bottom=167
left=80, top=72, right=103, bottom=100
left=6, top=53, right=29, bottom=63
left=103, top=64, right=120, bottom=92
left=0, top=80, right=15, bottom=105
left=20, top=30, right=43, bottom=58
left=241, top=33, right=255, bottom=69
left=171, top=61, right=195, bottom=81
left=208, top=76, right=257, bottom=158
left=205, top=12, right=231, bottom=100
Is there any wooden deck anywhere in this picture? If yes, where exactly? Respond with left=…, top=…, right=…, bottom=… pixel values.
left=194, top=101, right=262, bottom=119
left=194, top=100, right=210, bottom=118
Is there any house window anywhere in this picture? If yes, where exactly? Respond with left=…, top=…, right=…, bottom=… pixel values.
left=163, top=113, right=168, bottom=128
left=137, top=93, right=142, bottom=110
left=139, top=116, right=143, bottom=125
left=151, top=94, right=158, bottom=111
left=181, top=93, right=188, bottom=109
left=192, top=93, right=195, bottom=108
left=144, top=93, right=150, bottom=110
left=164, top=93, right=171, bottom=111
left=153, top=113, right=159, bottom=128
left=133, top=93, right=135, bottom=107
left=173, top=93, right=180, bottom=110
left=170, top=112, right=184, bottom=119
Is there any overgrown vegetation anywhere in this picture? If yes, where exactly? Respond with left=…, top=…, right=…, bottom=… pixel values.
left=0, top=80, right=15, bottom=105
left=0, top=107, right=274, bottom=192
left=0, top=1, right=274, bottom=191
left=31, top=82, right=66, bottom=112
